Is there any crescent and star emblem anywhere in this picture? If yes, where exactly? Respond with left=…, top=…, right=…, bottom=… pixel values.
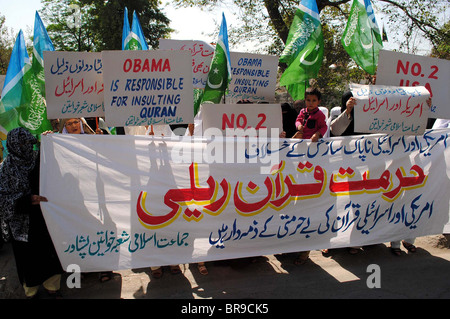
left=360, top=20, right=374, bottom=49
left=299, top=43, right=321, bottom=66
left=207, top=67, right=223, bottom=89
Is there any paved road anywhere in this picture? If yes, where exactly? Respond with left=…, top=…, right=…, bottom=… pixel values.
left=1, top=234, right=449, bottom=300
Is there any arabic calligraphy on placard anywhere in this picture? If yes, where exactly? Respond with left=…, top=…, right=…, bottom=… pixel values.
left=209, top=194, right=434, bottom=249
left=40, top=130, right=450, bottom=268
left=351, top=84, right=430, bottom=135
left=244, top=130, right=450, bottom=162
left=64, top=192, right=435, bottom=257
left=54, top=76, right=104, bottom=98
left=64, top=230, right=189, bottom=259
left=136, top=161, right=428, bottom=229
left=44, top=51, right=105, bottom=118
left=50, top=57, right=103, bottom=75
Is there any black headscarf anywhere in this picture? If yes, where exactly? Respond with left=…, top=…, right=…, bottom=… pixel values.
left=0, top=127, right=38, bottom=242
left=281, top=102, right=298, bottom=138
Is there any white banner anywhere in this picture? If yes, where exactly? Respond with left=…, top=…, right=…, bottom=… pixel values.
left=44, top=51, right=105, bottom=119
left=40, top=130, right=450, bottom=272
left=377, top=50, right=450, bottom=119
left=102, top=50, right=194, bottom=127
left=351, top=84, right=430, bottom=135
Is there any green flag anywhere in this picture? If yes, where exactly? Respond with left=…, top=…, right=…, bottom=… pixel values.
left=22, top=11, right=54, bottom=135
left=279, top=0, right=323, bottom=100
left=201, top=13, right=232, bottom=106
left=193, top=88, right=204, bottom=117
left=0, top=12, right=54, bottom=135
left=286, top=82, right=309, bottom=103
left=0, top=30, right=30, bottom=132
left=122, top=11, right=148, bottom=51
left=341, top=0, right=383, bottom=75
left=123, top=10, right=149, bottom=51
left=32, top=11, right=54, bottom=95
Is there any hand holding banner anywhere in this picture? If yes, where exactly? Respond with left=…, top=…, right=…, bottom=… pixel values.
left=351, top=84, right=430, bottom=135
left=40, top=131, right=450, bottom=271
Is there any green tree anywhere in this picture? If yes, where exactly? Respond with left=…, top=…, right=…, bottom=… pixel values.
left=0, top=13, right=14, bottom=74
left=40, top=0, right=172, bottom=51
left=431, top=22, right=450, bottom=60
left=81, top=0, right=172, bottom=50
left=172, top=0, right=448, bottom=106
left=173, top=0, right=448, bottom=55
left=379, top=0, right=449, bottom=54
left=40, top=0, right=98, bottom=51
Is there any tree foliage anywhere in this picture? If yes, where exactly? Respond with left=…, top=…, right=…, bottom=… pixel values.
left=40, top=0, right=97, bottom=51
left=431, top=21, right=450, bottom=60
left=379, top=0, right=449, bottom=54
left=0, top=14, right=14, bottom=74
left=173, top=0, right=449, bottom=56
left=173, top=0, right=448, bottom=106
left=40, top=0, right=172, bottom=51
left=80, top=0, right=172, bottom=51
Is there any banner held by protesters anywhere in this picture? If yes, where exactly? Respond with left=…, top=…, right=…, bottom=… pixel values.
left=40, top=130, right=450, bottom=272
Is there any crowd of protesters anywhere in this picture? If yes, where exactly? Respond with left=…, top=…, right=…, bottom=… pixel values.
left=0, top=87, right=447, bottom=298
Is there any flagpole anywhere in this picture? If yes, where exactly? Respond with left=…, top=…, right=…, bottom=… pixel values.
left=371, top=23, right=375, bottom=77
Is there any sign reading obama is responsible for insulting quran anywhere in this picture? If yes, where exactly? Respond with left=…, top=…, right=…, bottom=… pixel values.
left=102, top=50, right=194, bottom=127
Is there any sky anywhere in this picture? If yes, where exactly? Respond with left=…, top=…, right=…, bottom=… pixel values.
left=1, top=0, right=447, bottom=54
left=0, top=0, right=236, bottom=46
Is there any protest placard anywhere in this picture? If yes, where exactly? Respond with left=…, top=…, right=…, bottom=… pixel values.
left=351, top=84, right=430, bottom=135
left=376, top=50, right=450, bottom=119
left=158, top=39, right=214, bottom=89
left=226, top=52, right=278, bottom=103
left=44, top=51, right=104, bottom=119
left=201, top=103, right=282, bottom=137
left=40, top=131, right=450, bottom=271
left=102, top=50, right=194, bottom=127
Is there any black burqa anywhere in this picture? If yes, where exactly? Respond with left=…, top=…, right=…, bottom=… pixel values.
left=281, top=103, right=298, bottom=138
left=0, top=128, right=62, bottom=288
